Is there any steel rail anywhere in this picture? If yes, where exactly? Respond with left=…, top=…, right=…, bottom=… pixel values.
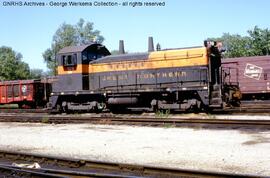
left=0, top=164, right=138, bottom=178
left=0, top=164, right=66, bottom=178
left=0, top=113, right=269, bottom=127
left=0, top=150, right=266, bottom=178
left=1, top=101, right=270, bottom=115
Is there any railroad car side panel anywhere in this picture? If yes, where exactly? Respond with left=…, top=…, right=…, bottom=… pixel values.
left=89, top=66, right=208, bottom=92
left=0, top=80, right=50, bottom=108
left=89, top=47, right=208, bottom=91
left=222, top=56, right=270, bottom=99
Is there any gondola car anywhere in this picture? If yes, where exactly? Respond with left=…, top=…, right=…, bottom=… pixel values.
left=0, top=79, right=51, bottom=108
left=48, top=38, right=241, bottom=113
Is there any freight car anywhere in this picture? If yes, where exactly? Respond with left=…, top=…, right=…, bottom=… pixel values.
left=222, top=56, right=270, bottom=100
left=0, top=79, right=51, bottom=108
left=48, top=38, right=241, bottom=113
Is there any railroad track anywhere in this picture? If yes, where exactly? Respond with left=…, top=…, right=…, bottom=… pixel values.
left=0, top=103, right=270, bottom=115
left=0, top=113, right=269, bottom=130
left=1, top=103, right=270, bottom=115
left=0, top=108, right=47, bottom=113
left=0, top=150, right=266, bottom=178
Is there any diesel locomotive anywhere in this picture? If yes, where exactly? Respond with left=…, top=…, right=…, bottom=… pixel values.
left=48, top=37, right=241, bottom=113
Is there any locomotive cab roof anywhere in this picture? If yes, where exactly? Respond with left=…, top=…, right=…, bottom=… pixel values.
left=57, top=43, right=111, bottom=66
left=58, top=43, right=111, bottom=55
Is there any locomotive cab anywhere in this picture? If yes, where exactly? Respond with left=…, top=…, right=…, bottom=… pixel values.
left=55, top=43, right=110, bottom=91
left=49, top=43, right=110, bottom=111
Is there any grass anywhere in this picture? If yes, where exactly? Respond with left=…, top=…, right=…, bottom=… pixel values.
left=0, top=104, right=18, bottom=109
left=41, top=116, right=49, bottom=123
left=163, top=123, right=175, bottom=128
left=207, top=113, right=217, bottom=119
left=155, top=109, right=170, bottom=118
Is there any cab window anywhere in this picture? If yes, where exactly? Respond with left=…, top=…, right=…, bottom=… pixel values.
left=62, top=54, right=77, bottom=66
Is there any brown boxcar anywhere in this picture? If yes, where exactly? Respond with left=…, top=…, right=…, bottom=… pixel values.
left=0, top=79, right=51, bottom=108
left=222, top=56, right=270, bottom=100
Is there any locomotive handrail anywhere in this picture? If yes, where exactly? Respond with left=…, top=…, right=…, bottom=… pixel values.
left=221, top=66, right=239, bottom=86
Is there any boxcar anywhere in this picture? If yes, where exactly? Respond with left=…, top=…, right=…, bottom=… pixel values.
left=222, top=56, right=270, bottom=100
left=0, top=79, right=51, bottom=108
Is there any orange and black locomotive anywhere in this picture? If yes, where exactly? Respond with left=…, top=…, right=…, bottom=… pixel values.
left=48, top=37, right=241, bottom=113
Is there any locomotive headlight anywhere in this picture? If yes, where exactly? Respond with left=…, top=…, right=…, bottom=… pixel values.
left=51, top=92, right=54, bottom=96
left=61, top=92, right=64, bottom=95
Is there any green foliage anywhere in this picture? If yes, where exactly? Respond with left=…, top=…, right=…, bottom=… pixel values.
left=0, top=46, right=31, bottom=80
left=30, top=68, right=47, bottom=79
left=248, top=26, right=270, bottom=55
left=110, top=50, right=120, bottom=55
left=0, top=104, right=18, bottom=109
left=164, top=123, right=175, bottom=128
left=207, top=113, right=217, bottom=119
left=43, top=18, right=105, bottom=75
left=41, top=116, right=49, bottom=123
left=155, top=109, right=170, bottom=118
left=208, top=26, right=270, bottom=58
left=110, top=50, right=129, bottom=55
left=208, top=33, right=252, bottom=58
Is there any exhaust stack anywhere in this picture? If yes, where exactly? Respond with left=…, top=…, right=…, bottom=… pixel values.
left=148, top=37, right=154, bottom=52
left=119, top=40, right=125, bottom=54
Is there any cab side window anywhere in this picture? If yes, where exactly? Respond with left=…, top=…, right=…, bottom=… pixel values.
left=62, top=54, right=77, bottom=66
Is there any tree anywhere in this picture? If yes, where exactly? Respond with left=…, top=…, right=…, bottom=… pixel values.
left=208, top=33, right=252, bottom=58
left=43, top=18, right=105, bottom=75
left=110, top=50, right=120, bottom=55
left=248, top=26, right=270, bottom=55
left=0, top=46, right=31, bottom=80
left=208, top=26, right=270, bottom=58
left=30, top=69, right=46, bottom=79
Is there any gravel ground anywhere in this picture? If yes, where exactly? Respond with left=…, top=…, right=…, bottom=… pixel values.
left=0, top=122, right=269, bottom=176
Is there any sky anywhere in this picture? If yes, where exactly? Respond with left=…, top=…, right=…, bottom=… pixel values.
left=0, top=0, right=270, bottom=71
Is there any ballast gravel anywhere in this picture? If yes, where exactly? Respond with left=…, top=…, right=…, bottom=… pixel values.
left=0, top=122, right=269, bottom=176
